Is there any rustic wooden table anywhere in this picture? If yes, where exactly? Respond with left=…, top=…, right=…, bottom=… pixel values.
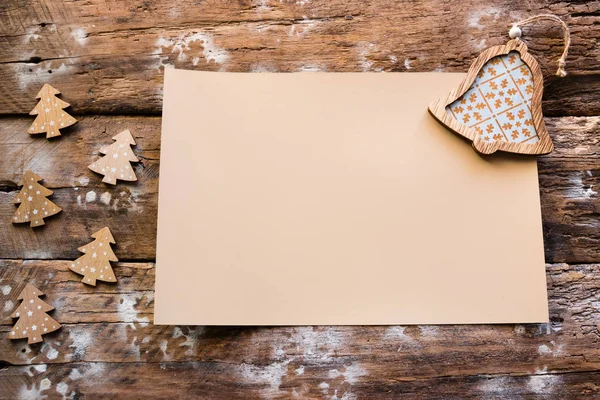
left=1, top=1, right=599, bottom=399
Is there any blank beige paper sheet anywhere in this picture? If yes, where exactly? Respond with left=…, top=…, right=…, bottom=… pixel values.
left=155, top=69, right=548, bottom=325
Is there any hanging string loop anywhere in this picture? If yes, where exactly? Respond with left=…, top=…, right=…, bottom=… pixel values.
left=511, top=14, right=570, bottom=77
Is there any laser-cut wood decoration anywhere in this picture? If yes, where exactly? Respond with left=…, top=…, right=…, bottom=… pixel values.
left=12, top=170, right=62, bottom=228
left=69, top=227, right=118, bottom=286
left=429, top=39, right=554, bottom=155
left=9, top=283, right=61, bottom=344
left=28, top=84, right=77, bottom=138
left=88, top=129, right=139, bottom=185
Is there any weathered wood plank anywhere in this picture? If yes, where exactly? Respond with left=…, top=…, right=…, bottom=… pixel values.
left=2, top=360, right=600, bottom=400
left=0, top=363, right=598, bottom=399
left=1, top=116, right=599, bottom=262
left=0, top=116, right=161, bottom=186
left=0, top=0, right=599, bottom=115
left=0, top=2, right=598, bottom=398
left=0, top=116, right=159, bottom=260
left=0, top=260, right=154, bottom=326
left=0, top=260, right=598, bottom=385
left=539, top=116, right=600, bottom=264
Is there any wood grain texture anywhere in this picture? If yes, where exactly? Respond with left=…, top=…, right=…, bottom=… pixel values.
left=0, top=116, right=159, bottom=260
left=0, top=363, right=598, bottom=400
left=88, top=129, right=139, bottom=185
left=538, top=117, right=600, bottom=264
left=8, top=283, right=61, bottom=344
left=0, top=115, right=598, bottom=263
left=11, top=170, right=62, bottom=228
left=0, top=260, right=598, bottom=398
left=429, top=39, right=554, bottom=155
left=1, top=2, right=599, bottom=397
left=28, top=84, right=77, bottom=139
left=0, top=0, right=599, bottom=116
left=68, top=227, right=119, bottom=286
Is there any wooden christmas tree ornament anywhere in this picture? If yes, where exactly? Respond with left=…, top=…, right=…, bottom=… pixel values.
left=12, top=170, right=62, bottom=227
left=9, top=283, right=61, bottom=344
left=69, top=227, right=118, bottom=286
left=88, top=129, right=139, bottom=185
left=28, top=84, right=77, bottom=138
left=429, top=14, right=570, bottom=155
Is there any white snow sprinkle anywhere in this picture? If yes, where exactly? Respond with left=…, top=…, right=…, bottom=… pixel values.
left=154, top=32, right=230, bottom=70
left=100, top=192, right=112, bottom=205
left=85, top=191, right=97, bottom=203
left=327, top=362, right=367, bottom=384
left=4, top=300, right=14, bottom=312
left=68, top=329, right=94, bottom=361
left=238, top=361, right=291, bottom=399
left=56, top=381, right=70, bottom=398
left=567, top=173, right=597, bottom=199
left=71, top=27, right=88, bottom=46
left=68, top=369, right=82, bottom=381
left=527, top=374, right=562, bottom=394
left=46, top=347, right=59, bottom=360
left=34, top=364, right=47, bottom=373
left=40, top=378, right=52, bottom=391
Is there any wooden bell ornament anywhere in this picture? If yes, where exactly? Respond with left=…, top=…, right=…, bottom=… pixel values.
left=429, top=14, right=570, bottom=155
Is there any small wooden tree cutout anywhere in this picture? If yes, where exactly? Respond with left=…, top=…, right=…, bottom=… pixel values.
left=10, top=283, right=61, bottom=344
left=88, top=129, right=139, bottom=185
left=28, top=84, right=77, bottom=138
left=13, top=170, right=62, bottom=227
left=69, top=227, right=118, bottom=286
